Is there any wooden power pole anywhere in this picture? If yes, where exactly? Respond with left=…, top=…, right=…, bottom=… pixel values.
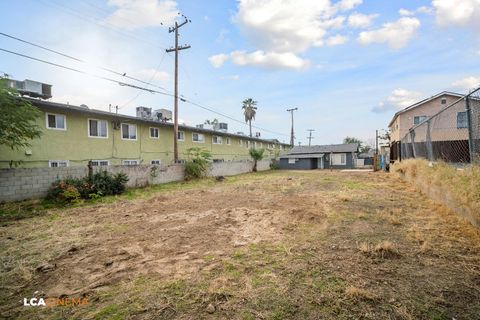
left=287, top=108, right=298, bottom=147
left=307, top=129, right=315, bottom=146
left=166, top=17, right=190, bottom=163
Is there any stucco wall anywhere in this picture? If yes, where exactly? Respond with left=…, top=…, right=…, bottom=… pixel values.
left=0, top=160, right=272, bottom=202
left=389, top=94, right=466, bottom=142
left=0, top=107, right=289, bottom=168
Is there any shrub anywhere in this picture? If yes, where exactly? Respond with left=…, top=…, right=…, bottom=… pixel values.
left=47, top=171, right=128, bottom=203
left=184, top=147, right=212, bottom=180
left=249, top=148, right=265, bottom=172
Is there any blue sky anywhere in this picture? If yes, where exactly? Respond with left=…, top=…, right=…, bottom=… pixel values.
left=1, top=0, right=479, bottom=145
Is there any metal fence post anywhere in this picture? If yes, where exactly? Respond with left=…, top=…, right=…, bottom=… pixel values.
left=410, top=130, right=416, bottom=158
left=465, top=96, right=475, bottom=163
left=426, top=120, right=433, bottom=161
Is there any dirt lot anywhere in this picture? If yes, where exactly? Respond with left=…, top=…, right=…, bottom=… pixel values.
left=1, top=170, right=480, bottom=319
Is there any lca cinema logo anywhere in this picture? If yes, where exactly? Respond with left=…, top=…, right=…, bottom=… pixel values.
left=23, top=295, right=88, bottom=307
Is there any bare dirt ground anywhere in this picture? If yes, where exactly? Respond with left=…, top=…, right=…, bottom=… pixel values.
left=1, top=170, right=479, bottom=319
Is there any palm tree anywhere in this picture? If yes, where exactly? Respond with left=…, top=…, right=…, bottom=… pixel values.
left=242, top=98, right=257, bottom=137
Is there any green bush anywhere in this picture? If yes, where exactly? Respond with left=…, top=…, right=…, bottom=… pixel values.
left=249, top=148, right=265, bottom=172
left=47, top=171, right=128, bottom=203
left=184, top=147, right=212, bottom=180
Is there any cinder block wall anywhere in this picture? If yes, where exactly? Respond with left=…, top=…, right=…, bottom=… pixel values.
left=0, top=160, right=271, bottom=202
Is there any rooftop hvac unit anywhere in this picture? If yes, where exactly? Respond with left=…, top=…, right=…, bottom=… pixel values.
left=153, top=108, right=172, bottom=122
left=196, top=124, right=204, bottom=129
left=237, top=131, right=245, bottom=135
left=7, top=79, right=52, bottom=99
left=255, top=132, right=261, bottom=137
left=215, top=122, right=228, bottom=132
left=136, top=106, right=152, bottom=119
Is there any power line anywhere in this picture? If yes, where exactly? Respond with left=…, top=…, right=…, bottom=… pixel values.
left=0, top=48, right=172, bottom=96
left=119, top=52, right=168, bottom=109
left=0, top=48, right=289, bottom=138
left=0, top=32, right=169, bottom=92
left=38, top=0, right=166, bottom=50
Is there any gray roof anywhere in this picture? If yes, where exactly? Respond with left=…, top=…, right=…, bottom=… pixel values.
left=24, top=98, right=290, bottom=146
left=281, top=153, right=324, bottom=159
left=289, top=143, right=359, bottom=155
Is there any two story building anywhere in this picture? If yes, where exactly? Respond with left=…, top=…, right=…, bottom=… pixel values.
left=388, top=91, right=466, bottom=162
left=0, top=98, right=290, bottom=168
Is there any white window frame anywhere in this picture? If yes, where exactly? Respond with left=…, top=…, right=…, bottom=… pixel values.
left=226, top=137, right=231, bottom=145
left=149, top=127, right=159, bottom=139
left=151, top=159, right=161, bottom=165
left=91, top=160, right=110, bottom=166
left=288, top=158, right=296, bottom=164
left=46, top=113, right=66, bottom=131
left=49, top=160, right=69, bottom=167
left=413, top=115, right=427, bottom=125
left=212, top=135, right=222, bottom=144
left=177, top=130, right=185, bottom=141
left=88, top=119, right=108, bottom=138
left=122, top=160, right=139, bottom=165
left=192, top=132, right=205, bottom=143
left=332, top=153, right=346, bottom=165
left=121, top=123, right=137, bottom=141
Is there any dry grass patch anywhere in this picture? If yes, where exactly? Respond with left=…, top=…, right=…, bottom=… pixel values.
left=345, top=285, right=376, bottom=301
left=359, top=240, right=399, bottom=258
left=393, top=159, right=480, bottom=226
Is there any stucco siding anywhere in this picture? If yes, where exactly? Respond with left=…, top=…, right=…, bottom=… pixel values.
left=0, top=107, right=289, bottom=168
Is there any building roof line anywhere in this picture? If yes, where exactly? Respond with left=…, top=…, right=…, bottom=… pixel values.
left=24, top=97, right=290, bottom=145
left=387, top=91, right=464, bottom=128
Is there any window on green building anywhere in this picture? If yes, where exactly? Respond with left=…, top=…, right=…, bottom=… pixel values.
left=121, top=123, right=137, bottom=140
left=89, top=119, right=108, bottom=138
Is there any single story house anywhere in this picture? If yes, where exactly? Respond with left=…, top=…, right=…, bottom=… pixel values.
left=279, top=143, right=359, bottom=170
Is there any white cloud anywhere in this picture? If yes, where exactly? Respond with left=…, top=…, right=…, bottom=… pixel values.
left=137, top=68, right=169, bottom=82
left=208, top=54, right=229, bottom=68
left=451, top=76, right=480, bottom=91
left=347, top=12, right=378, bottom=28
left=399, top=6, right=433, bottom=16
left=358, top=17, right=420, bottom=49
left=105, top=0, right=178, bottom=30
left=336, top=0, right=363, bottom=11
left=372, top=88, right=422, bottom=113
left=222, top=0, right=364, bottom=70
left=230, top=50, right=309, bottom=70
left=433, top=0, right=480, bottom=28
left=326, top=35, right=348, bottom=46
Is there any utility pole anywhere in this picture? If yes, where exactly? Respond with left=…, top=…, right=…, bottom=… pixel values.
left=166, top=16, right=191, bottom=163
left=307, top=129, right=315, bottom=146
left=287, top=108, right=298, bottom=147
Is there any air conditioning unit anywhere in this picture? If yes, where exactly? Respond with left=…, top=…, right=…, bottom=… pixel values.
left=237, top=131, right=245, bottom=135
left=196, top=124, right=204, bottom=129
left=217, top=122, right=228, bottom=132
left=136, top=106, right=152, bottom=119
left=7, top=79, right=52, bottom=99
left=153, top=108, right=172, bottom=122
left=255, top=132, right=261, bottom=137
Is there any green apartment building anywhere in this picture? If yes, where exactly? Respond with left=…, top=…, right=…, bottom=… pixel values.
left=0, top=98, right=290, bottom=168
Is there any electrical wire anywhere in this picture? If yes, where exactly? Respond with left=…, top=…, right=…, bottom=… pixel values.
left=0, top=48, right=173, bottom=96
left=0, top=48, right=289, bottom=137
left=0, top=32, right=169, bottom=92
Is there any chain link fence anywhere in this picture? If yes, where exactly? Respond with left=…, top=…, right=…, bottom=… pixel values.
left=399, top=87, right=480, bottom=164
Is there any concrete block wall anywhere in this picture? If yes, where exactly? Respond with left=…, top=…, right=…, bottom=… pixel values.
left=0, top=160, right=271, bottom=202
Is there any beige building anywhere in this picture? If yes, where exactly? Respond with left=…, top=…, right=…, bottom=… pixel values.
left=388, top=91, right=467, bottom=161
left=389, top=91, right=465, bottom=142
